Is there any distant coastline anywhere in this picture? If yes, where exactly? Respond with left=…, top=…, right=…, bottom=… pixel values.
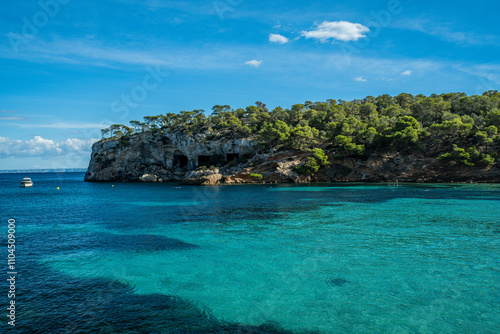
left=0, top=168, right=87, bottom=174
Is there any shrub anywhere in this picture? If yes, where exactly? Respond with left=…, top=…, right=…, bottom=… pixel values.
left=481, top=154, right=495, bottom=166
left=119, top=137, right=130, bottom=147
left=294, top=158, right=320, bottom=175
left=334, top=135, right=366, bottom=157
left=312, top=148, right=330, bottom=167
left=249, top=173, right=263, bottom=180
left=438, top=145, right=474, bottom=166
left=294, top=148, right=330, bottom=176
left=438, top=145, right=498, bottom=167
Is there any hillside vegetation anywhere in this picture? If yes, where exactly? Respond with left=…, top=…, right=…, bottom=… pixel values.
left=100, top=91, right=500, bottom=168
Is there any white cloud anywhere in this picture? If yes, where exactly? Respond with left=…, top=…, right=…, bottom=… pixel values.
left=301, top=21, right=369, bottom=42
left=269, top=33, right=289, bottom=44
left=354, top=77, right=367, bottom=82
left=401, top=70, right=412, bottom=76
left=0, top=136, right=98, bottom=158
left=245, top=60, right=263, bottom=67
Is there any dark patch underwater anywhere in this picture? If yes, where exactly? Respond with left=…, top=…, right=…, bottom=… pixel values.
left=13, top=260, right=319, bottom=334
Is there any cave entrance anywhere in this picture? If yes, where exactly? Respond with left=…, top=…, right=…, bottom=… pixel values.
left=198, top=155, right=211, bottom=167
left=226, top=153, right=239, bottom=164
left=173, top=151, right=188, bottom=168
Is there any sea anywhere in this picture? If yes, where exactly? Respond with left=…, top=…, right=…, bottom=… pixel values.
left=1, top=172, right=499, bottom=334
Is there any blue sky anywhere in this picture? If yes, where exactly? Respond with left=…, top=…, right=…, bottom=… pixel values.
left=1, top=0, right=499, bottom=169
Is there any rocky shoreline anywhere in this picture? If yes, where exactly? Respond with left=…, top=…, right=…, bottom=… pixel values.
left=84, top=132, right=500, bottom=185
left=181, top=151, right=500, bottom=185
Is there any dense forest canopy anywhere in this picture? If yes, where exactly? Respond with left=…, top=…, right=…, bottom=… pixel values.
left=101, top=91, right=500, bottom=167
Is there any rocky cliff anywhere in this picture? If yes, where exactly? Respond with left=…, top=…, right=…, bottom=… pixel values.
left=84, top=131, right=256, bottom=182
left=85, top=132, right=500, bottom=184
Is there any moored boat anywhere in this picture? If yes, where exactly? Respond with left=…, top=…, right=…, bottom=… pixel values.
left=20, top=177, right=33, bottom=187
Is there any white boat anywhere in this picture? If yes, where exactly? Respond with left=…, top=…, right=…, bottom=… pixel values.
left=20, top=177, right=33, bottom=187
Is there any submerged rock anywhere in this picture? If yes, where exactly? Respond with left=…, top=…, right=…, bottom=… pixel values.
left=327, top=277, right=350, bottom=287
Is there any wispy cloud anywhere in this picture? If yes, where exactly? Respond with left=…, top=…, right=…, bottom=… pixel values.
left=110, top=0, right=214, bottom=16
left=269, top=33, right=289, bottom=44
left=0, top=38, right=246, bottom=70
left=455, top=64, right=500, bottom=84
left=0, top=116, right=29, bottom=121
left=0, top=136, right=98, bottom=158
left=9, top=122, right=111, bottom=129
left=401, top=70, right=412, bottom=76
left=0, top=110, right=29, bottom=121
left=245, top=60, right=263, bottom=68
left=396, top=19, right=499, bottom=46
left=354, top=77, right=367, bottom=82
left=301, top=21, right=369, bottom=42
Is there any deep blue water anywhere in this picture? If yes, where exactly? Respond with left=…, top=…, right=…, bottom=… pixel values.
left=1, top=172, right=499, bottom=333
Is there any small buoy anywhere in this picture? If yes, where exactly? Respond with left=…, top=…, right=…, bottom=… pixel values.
left=57, top=187, right=59, bottom=190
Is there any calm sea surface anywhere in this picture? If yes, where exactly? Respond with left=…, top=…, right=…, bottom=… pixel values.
left=1, top=172, right=499, bottom=333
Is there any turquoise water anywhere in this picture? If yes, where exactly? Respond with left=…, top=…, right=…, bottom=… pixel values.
left=1, top=173, right=499, bottom=333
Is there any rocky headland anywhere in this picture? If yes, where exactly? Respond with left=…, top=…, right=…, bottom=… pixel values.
left=85, top=131, right=500, bottom=185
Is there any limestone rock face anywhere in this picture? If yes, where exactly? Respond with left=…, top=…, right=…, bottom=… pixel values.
left=274, top=160, right=305, bottom=183
left=84, top=131, right=256, bottom=182
left=139, top=174, right=159, bottom=182
left=182, top=169, right=223, bottom=186
left=85, top=131, right=500, bottom=184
